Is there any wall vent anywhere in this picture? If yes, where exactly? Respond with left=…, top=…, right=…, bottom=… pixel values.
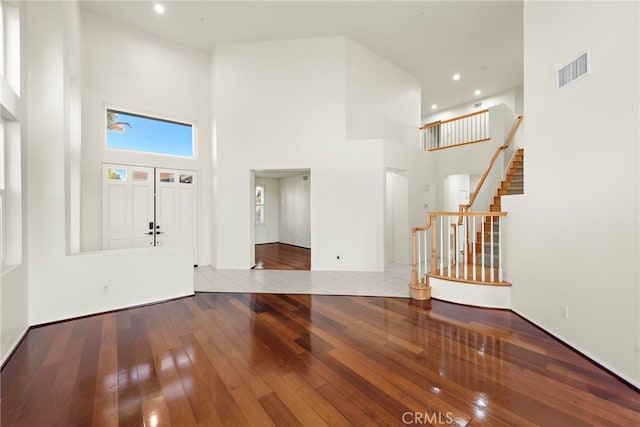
left=302, top=175, right=309, bottom=181
left=557, top=50, right=590, bottom=89
left=473, top=102, right=482, bottom=108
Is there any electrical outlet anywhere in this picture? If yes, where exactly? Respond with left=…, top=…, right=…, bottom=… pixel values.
left=561, top=304, right=569, bottom=319
left=103, top=285, right=109, bottom=294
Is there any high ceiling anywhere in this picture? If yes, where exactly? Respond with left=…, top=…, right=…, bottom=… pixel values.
left=80, top=1, right=523, bottom=116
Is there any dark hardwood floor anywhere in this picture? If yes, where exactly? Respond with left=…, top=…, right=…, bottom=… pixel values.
left=1, top=294, right=638, bottom=426
left=255, top=242, right=311, bottom=270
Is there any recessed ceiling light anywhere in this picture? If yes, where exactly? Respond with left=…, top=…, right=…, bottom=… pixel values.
left=452, top=73, right=461, bottom=81
left=154, top=3, right=165, bottom=14
left=431, top=104, right=437, bottom=110
left=474, top=89, right=482, bottom=96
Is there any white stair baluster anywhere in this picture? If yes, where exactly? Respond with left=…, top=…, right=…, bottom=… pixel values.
left=498, top=216, right=503, bottom=282
left=481, top=216, right=485, bottom=282
left=472, top=216, right=477, bottom=281
left=417, top=230, right=422, bottom=281
left=490, top=215, right=495, bottom=282
left=439, top=216, right=444, bottom=275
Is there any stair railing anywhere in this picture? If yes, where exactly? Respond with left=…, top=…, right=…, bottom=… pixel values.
left=457, top=115, right=523, bottom=223
left=409, top=211, right=508, bottom=296
left=419, top=109, right=490, bottom=151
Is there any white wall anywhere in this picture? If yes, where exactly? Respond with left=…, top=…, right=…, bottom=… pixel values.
left=24, top=1, right=193, bottom=326
left=444, top=174, right=469, bottom=212
left=346, top=39, right=421, bottom=146
left=255, top=177, right=280, bottom=244
left=214, top=37, right=416, bottom=272
left=279, top=174, right=311, bottom=248
left=383, top=139, right=433, bottom=262
left=80, top=11, right=211, bottom=266
left=422, top=86, right=523, bottom=125
left=505, top=1, right=639, bottom=387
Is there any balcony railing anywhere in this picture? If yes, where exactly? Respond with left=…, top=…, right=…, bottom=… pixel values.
left=420, top=109, right=489, bottom=151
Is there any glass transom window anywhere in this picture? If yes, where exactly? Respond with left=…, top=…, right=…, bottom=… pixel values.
left=106, top=109, right=194, bottom=158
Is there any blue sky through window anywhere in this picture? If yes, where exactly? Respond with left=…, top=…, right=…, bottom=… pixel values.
left=106, top=110, right=193, bottom=157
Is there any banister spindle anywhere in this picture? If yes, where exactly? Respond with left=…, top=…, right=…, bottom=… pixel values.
left=439, top=216, right=444, bottom=275
left=481, top=216, right=485, bottom=282
left=490, top=215, right=495, bottom=282
left=498, top=216, right=503, bottom=282
left=417, top=230, right=422, bottom=281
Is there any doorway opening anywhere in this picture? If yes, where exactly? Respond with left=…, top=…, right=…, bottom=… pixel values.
left=252, top=169, right=311, bottom=270
left=101, top=163, right=198, bottom=264
left=385, top=169, right=410, bottom=268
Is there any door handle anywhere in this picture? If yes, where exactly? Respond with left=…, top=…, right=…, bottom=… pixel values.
left=146, top=231, right=154, bottom=235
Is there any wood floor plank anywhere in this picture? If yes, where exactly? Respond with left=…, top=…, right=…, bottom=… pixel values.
left=1, top=293, right=638, bottom=426
left=254, top=243, right=311, bottom=270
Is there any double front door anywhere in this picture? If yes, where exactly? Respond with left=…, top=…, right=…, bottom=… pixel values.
left=101, top=164, right=197, bottom=261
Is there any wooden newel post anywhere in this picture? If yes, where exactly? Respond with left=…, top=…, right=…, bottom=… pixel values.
left=410, top=228, right=419, bottom=286
left=409, top=223, right=432, bottom=301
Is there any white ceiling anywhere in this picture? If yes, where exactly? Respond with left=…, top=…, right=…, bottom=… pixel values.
left=80, top=1, right=523, bottom=116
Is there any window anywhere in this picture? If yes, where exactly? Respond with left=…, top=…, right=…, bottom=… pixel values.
left=106, top=109, right=194, bottom=158
left=108, top=168, right=126, bottom=180
left=159, top=172, right=175, bottom=183
left=0, top=3, right=21, bottom=268
left=255, top=185, right=265, bottom=224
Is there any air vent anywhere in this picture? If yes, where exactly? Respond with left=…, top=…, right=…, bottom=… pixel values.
left=557, top=50, right=590, bottom=89
left=303, top=175, right=309, bottom=181
left=473, top=102, right=482, bottom=108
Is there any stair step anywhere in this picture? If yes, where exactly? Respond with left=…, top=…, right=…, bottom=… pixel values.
left=477, top=254, right=500, bottom=267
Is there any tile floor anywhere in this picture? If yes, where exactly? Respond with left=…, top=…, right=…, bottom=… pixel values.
left=194, top=263, right=411, bottom=297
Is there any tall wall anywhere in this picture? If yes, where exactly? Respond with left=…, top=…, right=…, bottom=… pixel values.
left=214, top=37, right=420, bottom=271
left=504, top=1, right=640, bottom=387
left=346, top=39, right=421, bottom=145
left=24, top=1, right=193, bottom=326
left=422, top=86, right=523, bottom=125
left=80, top=11, right=211, bottom=266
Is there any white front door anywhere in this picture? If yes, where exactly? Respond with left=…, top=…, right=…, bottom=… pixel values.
left=101, top=164, right=155, bottom=250
left=155, top=169, right=197, bottom=261
left=101, top=164, right=198, bottom=262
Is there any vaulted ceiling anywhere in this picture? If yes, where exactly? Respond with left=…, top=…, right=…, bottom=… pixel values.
left=80, top=1, right=523, bottom=116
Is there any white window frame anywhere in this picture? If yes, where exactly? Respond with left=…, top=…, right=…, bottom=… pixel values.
left=104, top=107, right=197, bottom=159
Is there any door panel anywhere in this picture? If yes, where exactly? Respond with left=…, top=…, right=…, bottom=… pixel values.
left=155, top=168, right=197, bottom=262
left=101, top=165, right=197, bottom=262
left=102, top=164, right=155, bottom=250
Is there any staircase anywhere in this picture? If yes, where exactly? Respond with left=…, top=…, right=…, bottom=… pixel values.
left=473, top=148, right=524, bottom=267
left=497, top=148, right=524, bottom=197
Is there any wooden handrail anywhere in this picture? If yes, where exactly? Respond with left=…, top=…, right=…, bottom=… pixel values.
left=410, top=213, right=436, bottom=287
left=455, top=115, right=523, bottom=225
left=430, top=211, right=507, bottom=217
left=467, top=115, right=523, bottom=208
left=419, top=109, right=489, bottom=130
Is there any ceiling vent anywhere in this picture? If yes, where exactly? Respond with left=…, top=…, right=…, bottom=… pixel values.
left=557, top=50, right=590, bottom=89
left=473, top=102, right=482, bottom=108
